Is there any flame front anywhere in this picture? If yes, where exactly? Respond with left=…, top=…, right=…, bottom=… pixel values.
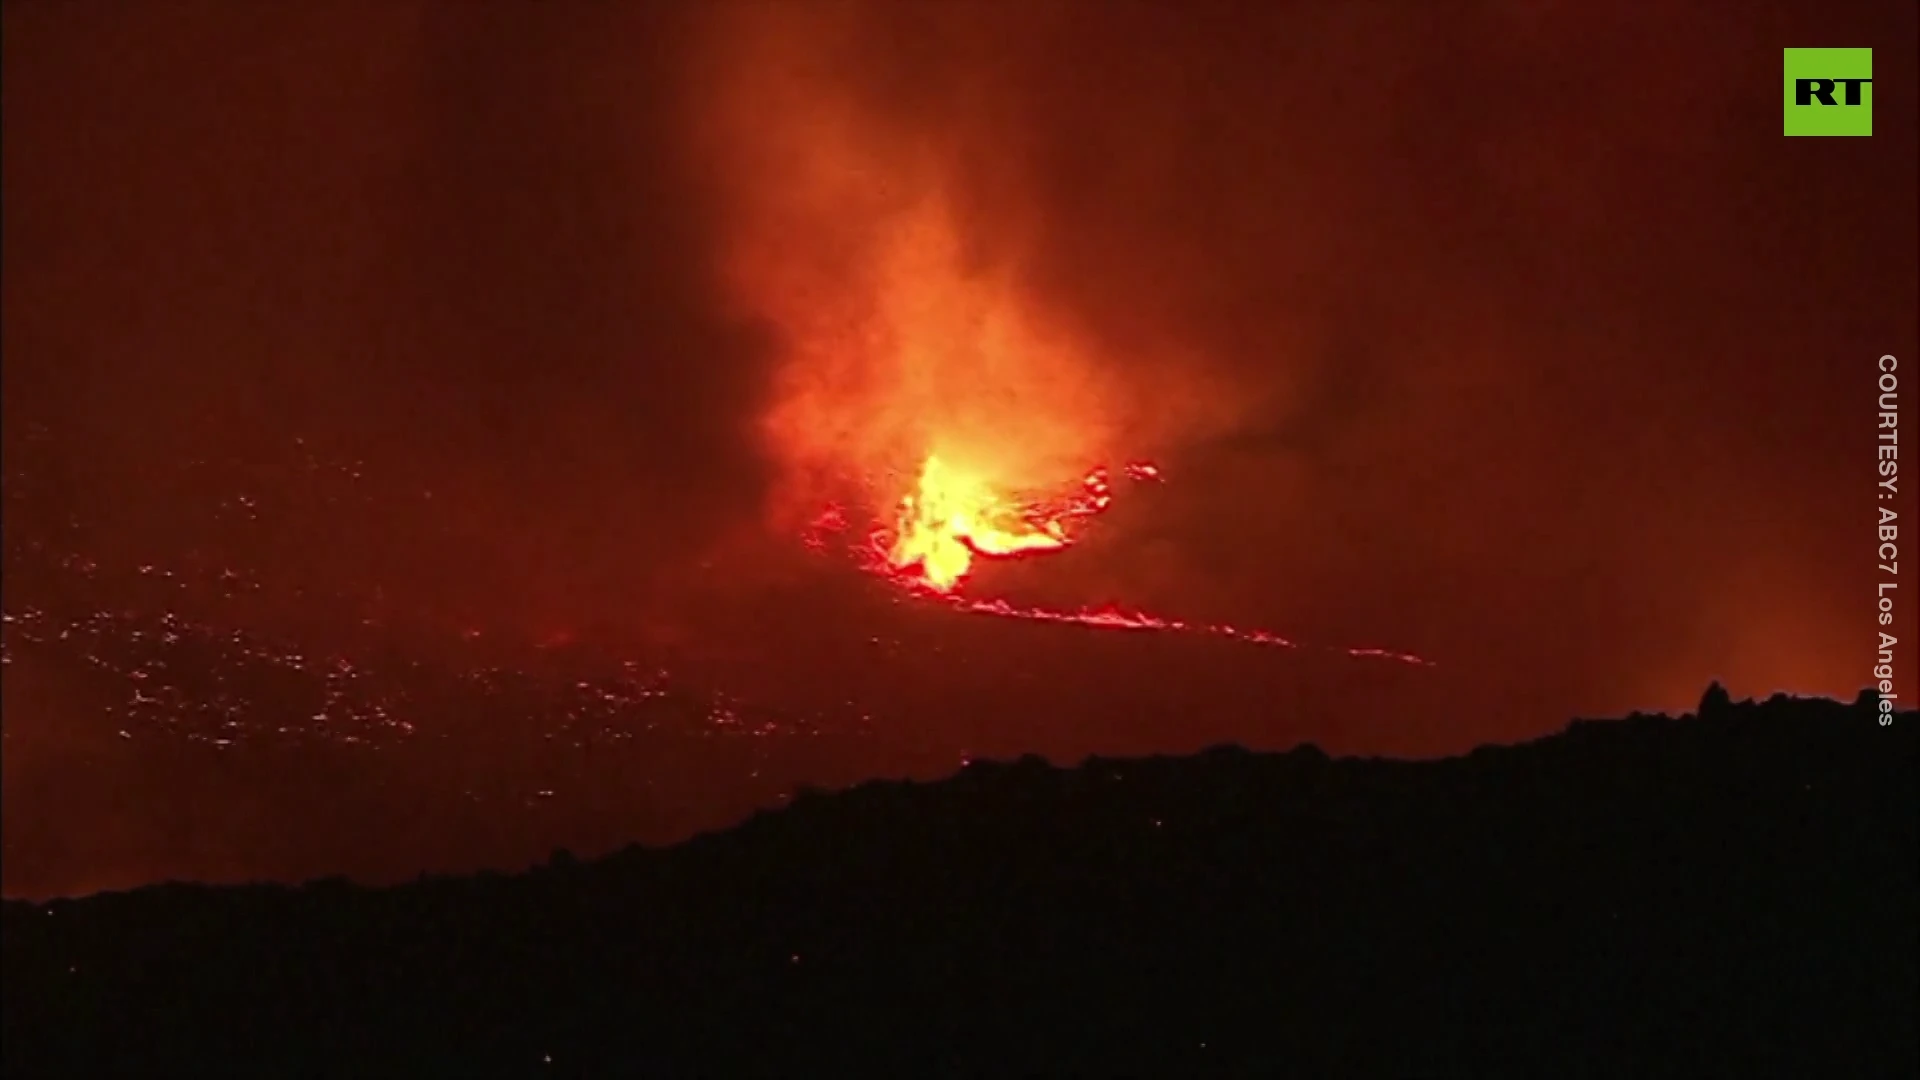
left=865, top=460, right=1434, bottom=667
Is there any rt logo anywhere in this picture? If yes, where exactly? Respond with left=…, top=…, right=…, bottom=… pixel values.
left=1784, top=48, right=1872, bottom=136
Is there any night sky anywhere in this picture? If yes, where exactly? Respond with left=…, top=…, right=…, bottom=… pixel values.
left=4, top=0, right=1915, bottom=898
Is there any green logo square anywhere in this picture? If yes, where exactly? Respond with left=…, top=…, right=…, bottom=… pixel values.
left=1784, top=48, right=1872, bottom=136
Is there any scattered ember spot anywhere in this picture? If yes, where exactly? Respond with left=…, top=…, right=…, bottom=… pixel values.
left=802, top=502, right=850, bottom=554
left=1, top=434, right=877, bottom=751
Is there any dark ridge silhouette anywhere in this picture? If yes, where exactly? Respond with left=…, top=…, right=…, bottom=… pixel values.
left=5, top=689, right=1914, bottom=1077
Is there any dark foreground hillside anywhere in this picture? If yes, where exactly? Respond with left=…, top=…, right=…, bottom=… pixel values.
left=5, top=687, right=1915, bottom=1077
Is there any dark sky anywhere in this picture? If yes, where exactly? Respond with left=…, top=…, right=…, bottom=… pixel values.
left=3, top=0, right=1915, bottom=897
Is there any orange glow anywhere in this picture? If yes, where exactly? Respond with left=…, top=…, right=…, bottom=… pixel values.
left=883, top=456, right=1122, bottom=592
left=887, top=456, right=1065, bottom=591
left=752, top=184, right=1124, bottom=532
left=695, top=6, right=1429, bottom=671
left=852, top=457, right=1434, bottom=667
left=693, top=4, right=1137, bottom=538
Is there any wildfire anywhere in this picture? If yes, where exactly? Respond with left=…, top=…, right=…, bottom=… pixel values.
left=835, top=456, right=1434, bottom=668
left=882, top=456, right=1121, bottom=592
left=698, top=7, right=1427, bottom=670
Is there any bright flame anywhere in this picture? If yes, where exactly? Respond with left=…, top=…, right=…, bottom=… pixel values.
left=885, top=456, right=1076, bottom=591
